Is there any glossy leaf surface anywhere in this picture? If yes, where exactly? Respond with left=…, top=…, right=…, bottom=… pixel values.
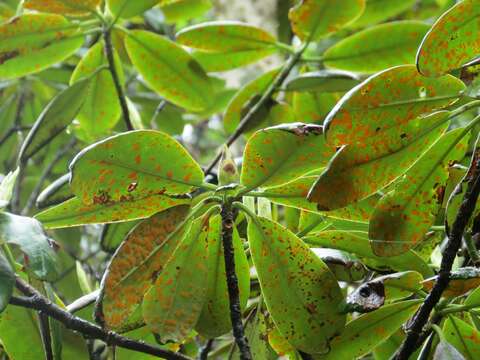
left=125, top=30, right=213, bottom=112
left=444, top=316, right=480, bottom=360
left=289, top=0, right=365, bottom=40
left=69, top=130, right=203, bottom=205
left=324, top=65, right=465, bottom=147
left=0, top=14, right=83, bottom=79
left=248, top=216, right=346, bottom=353
left=417, top=0, right=480, bottom=76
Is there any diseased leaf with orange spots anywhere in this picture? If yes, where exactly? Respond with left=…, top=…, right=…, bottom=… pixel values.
left=317, top=300, right=422, bottom=360
left=70, top=41, right=123, bottom=140
left=195, top=215, right=250, bottom=338
left=176, top=21, right=277, bottom=51
left=101, top=221, right=140, bottom=253
left=69, top=130, right=204, bottom=206
left=289, top=0, right=365, bottom=41
left=35, top=195, right=189, bottom=229
left=142, top=212, right=211, bottom=342
left=370, top=128, right=470, bottom=257
left=303, top=231, right=434, bottom=277
left=292, top=91, right=340, bottom=125
left=0, top=14, right=84, bottom=79
left=175, top=20, right=277, bottom=72
left=96, top=205, right=190, bottom=331
left=417, top=0, right=480, bottom=77
left=261, top=175, right=378, bottom=221
left=349, top=0, right=417, bottom=27
left=286, top=70, right=360, bottom=93
left=107, top=0, right=158, bottom=18
left=323, top=21, right=430, bottom=73
left=443, top=316, right=480, bottom=359
left=24, top=0, right=100, bottom=16
left=324, top=65, right=465, bottom=147
left=159, top=0, right=212, bottom=24
left=224, top=68, right=280, bottom=133
left=125, top=30, right=213, bottom=112
left=241, top=123, right=335, bottom=189
left=309, top=112, right=450, bottom=210
left=247, top=216, right=346, bottom=354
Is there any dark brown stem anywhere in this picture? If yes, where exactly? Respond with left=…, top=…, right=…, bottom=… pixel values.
left=198, top=339, right=214, bottom=360
left=204, top=45, right=308, bottom=176
left=103, top=28, right=133, bottom=131
left=11, top=278, right=192, bottom=360
left=39, top=313, right=54, bottom=360
left=394, top=142, right=480, bottom=359
left=221, top=203, right=252, bottom=360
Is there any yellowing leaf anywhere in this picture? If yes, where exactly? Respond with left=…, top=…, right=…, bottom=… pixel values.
left=24, top=0, right=100, bottom=16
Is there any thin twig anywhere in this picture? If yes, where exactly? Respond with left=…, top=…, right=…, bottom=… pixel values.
left=66, top=290, right=100, bottom=314
left=198, top=339, right=214, bottom=360
left=38, top=312, right=54, bottom=360
left=220, top=203, right=252, bottom=360
left=103, top=28, right=133, bottom=131
left=394, top=138, right=480, bottom=359
left=204, top=44, right=309, bottom=176
left=11, top=278, right=192, bottom=360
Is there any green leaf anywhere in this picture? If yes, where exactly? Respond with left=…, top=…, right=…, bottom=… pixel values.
left=125, top=30, right=213, bottom=112
left=35, top=195, right=189, bottom=229
left=247, top=216, right=346, bottom=354
left=101, top=221, right=140, bottom=253
left=417, top=0, right=480, bottom=77
left=224, top=67, right=280, bottom=133
left=69, top=130, right=204, bottom=205
left=142, top=212, right=211, bottom=342
left=349, top=0, right=417, bottom=27
left=0, top=14, right=84, bottom=79
left=370, top=128, right=470, bottom=257
left=323, top=21, right=430, bottom=73
left=444, top=316, right=480, bottom=360
left=192, top=48, right=276, bottom=72
left=0, top=252, right=14, bottom=313
left=0, top=212, right=59, bottom=281
left=303, top=230, right=434, bottom=277
left=241, top=123, right=335, bottom=189
left=289, top=0, right=365, bottom=41
left=96, top=205, right=190, bottom=331
left=324, top=65, right=465, bottom=147
left=195, top=215, right=250, bottom=338
left=159, top=0, right=212, bottom=23
left=176, top=21, right=276, bottom=51
left=24, top=0, right=101, bottom=16
left=292, top=91, right=340, bottom=124
left=19, top=78, right=90, bottom=162
left=0, top=168, right=19, bottom=209
left=70, top=41, right=123, bottom=140
left=286, top=70, right=360, bottom=93
left=309, top=112, right=450, bottom=210
left=0, top=306, right=45, bottom=359
left=317, top=300, right=422, bottom=360
left=107, top=0, right=158, bottom=18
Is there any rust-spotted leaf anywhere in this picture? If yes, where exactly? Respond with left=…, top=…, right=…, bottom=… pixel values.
left=195, top=215, right=250, bottom=338
left=241, top=123, right=335, bottom=189
left=324, top=65, right=465, bottom=147
left=96, top=205, right=190, bottom=331
left=125, top=30, right=213, bottom=112
left=142, top=213, right=211, bottom=342
left=35, top=195, right=189, bottom=229
left=370, top=128, right=470, bottom=257
left=443, top=316, right=480, bottom=360
left=24, top=0, right=100, bottom=16
left=289, top=0, right=365, bottom=41
left=417, top=0, right=480, bottom=77
left=0, top=14, right=84, bottom=79
left=309, top=113, right=450, bottom=210
left=247, top=216, right=346, bottom=354
left=69, top=130, right=203, bottom=206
